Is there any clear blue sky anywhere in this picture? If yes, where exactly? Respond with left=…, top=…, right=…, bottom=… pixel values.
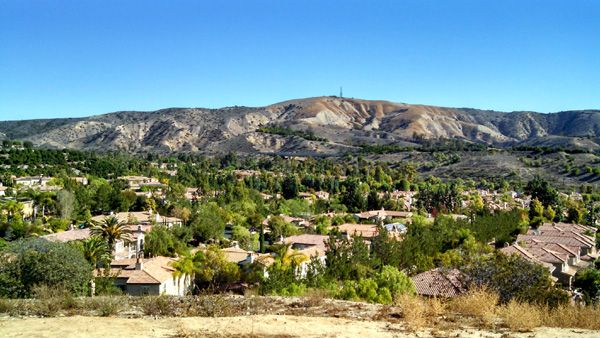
left=1, top=0, right=598, bottom=120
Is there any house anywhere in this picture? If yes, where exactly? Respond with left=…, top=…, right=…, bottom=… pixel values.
left=15, top=175, right=52, bottom=187
left=502, top=222, right=598, bottom=287
left=355, top=209, right=412, bottom=223
left=103, top=255, right=190, bottom=296
left=0, top=185, right=7, bottom=197
left=71, top=176, right=89, bottom=185
left=282, top=234, right=328, bottom=277
left=43, top=224, right=150, bottom=260
left=43, top=227, right=92, bottom=242
left=412, top=268, right=467, bottom=298
left=117, top=176, right=159, bottom=189
left=20, top=200, right=34, bottom=218
left=221, top=244, right=253, bottom=265
left=91, top=211, right=183, bottom=227
left=262, top=214, right=312, bottom=229
left=337, top=223, right=379, bottom=238
left=298, top=191, right=330, bottom=203
left=185, top=188, right=199, bottom=201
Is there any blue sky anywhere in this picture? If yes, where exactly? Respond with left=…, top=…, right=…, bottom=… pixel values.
left=1, top=0, right=598, bottom=120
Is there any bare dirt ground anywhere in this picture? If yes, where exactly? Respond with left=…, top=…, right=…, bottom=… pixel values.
left=1, top=314, right=599, bottom=338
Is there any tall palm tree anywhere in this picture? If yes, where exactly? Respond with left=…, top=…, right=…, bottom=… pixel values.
left=90, top=216, right=131, bottom=255
left=170, top=251, right=202, bottom=294
left=81, top=236, right=110, bottom=268
left=271, top=242, right=309, bottom=267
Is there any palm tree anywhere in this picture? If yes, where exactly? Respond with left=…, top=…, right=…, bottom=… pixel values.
left=170, top=251, right=202, bottom=294
left=90, top=216, right=132, bottom=255
left=81, top=236, right=109, bottom=268
left=271, top=242, right=309, bottom=267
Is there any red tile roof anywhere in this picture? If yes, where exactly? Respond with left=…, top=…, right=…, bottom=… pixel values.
left=411, top=268, right=466, bottom=298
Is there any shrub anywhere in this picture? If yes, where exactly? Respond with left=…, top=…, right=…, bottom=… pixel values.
left=0, top=238, right=93, bottom=298
left=337, top=280, right=358, bottom=301
left=139, top=296, right=176, bottom=316
left=375, top=265, right=415, bottom=298
left=395, top=294, right=427, bottom=331
left=356, top=278, right=379, bottom=303
left=449, top=287, right=498, bottom=327
left=462, top=252, right=568, bottom=306
left=545, top=304, right=600, bottom=330
left=92, top=297, right=122, bottom=317
left=499, top=300, right=543, bottom=331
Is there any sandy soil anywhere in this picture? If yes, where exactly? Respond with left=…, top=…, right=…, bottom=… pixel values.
left=1, top=315, right=599, bottom=338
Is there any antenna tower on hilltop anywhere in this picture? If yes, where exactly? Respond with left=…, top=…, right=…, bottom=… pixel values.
left=339, top=86, right=343, bottom=98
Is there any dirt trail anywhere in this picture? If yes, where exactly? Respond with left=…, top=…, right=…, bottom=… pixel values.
left=1, top=315, right=599, bottom=338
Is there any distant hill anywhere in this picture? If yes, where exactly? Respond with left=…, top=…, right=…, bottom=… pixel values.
left=1, top=97, right=598, bottom=154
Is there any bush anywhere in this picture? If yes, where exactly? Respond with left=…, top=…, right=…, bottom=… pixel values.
left=375, top=265, right=415, bottom=298
left=92, top=297, right=122, bottom=316
left=395, top=294, right=427, bottom=331
left=337, top=280, right=358, bottom=301
left=463, top=252, right=568, bottom=306
left=0, top=238, right=93, bottom=298
left=499, top=300, right=543, bottom=331
left=139, top=296, right=176, bottom=316
left=449, top=287, right=498, bottom=327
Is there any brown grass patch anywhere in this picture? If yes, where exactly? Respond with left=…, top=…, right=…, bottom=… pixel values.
left=544, top=304, right=600, bottom=330
left=395, top=294, right=428, bottom=331
left=498, top=300, right=543, bottom=331
left=448, top=287, right=498, bottom=327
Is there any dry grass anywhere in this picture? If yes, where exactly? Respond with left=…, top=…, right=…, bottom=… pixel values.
left=395, top=294, right=427, bottom=330
left=448, top=287, right=499, bottom=327
left=89, top=297, right=122, bottom=317
left=498, top=300, right=543, bottom=332
left=544, top=304, right=600, bottom=330
left=2, top=292, right=600, bottom=333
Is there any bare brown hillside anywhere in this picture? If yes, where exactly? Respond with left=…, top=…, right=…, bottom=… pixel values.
left=0, top=97, right=598, bottom=154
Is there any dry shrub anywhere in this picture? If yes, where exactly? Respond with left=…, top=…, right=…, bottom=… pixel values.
left=545, top=304, right=600, bottom=330
left=91, top=296, right=122, bottom=316
left=30, top=284, right=79, bottom=316
left=302, top=289, right=328, bottom=308
left=139, top=295, right=177, bottom=316
left=499, top=300, right=543, bottom=331
left=448, top=287, right=498, bottom=327
left=425, top=297, right=446, bottom=318
left=182, top=295, right=234, bottom=317
left=395, top=294, right=428, bottom=330
left=0, top=298, right=12, bottom=314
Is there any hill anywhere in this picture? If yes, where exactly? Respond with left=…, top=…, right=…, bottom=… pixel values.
left=1, top=97, right=599, bottom=154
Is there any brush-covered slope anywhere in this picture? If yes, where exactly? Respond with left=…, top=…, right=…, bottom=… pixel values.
left=0, top=97, right=598, bottom=154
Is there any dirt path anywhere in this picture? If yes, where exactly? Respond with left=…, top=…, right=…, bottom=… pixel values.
left=0, top=315, right=599, bottom=338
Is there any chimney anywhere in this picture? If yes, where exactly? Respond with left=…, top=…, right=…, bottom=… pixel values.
left=135, top=251, right=144, bottom=270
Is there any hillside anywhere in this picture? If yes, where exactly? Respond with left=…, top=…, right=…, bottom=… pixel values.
left=1, top=97, right=599, bottom=154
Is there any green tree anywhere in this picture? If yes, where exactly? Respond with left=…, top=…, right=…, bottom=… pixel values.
left=282, top=175, right=300, bottom=199
left=231, top=225, right=259, bottom=251
left=525, top=176, right=558, bottom=208
left=189, top=202, right=228, bottom=242
left=144, top=225, right=185, bottom=257
left=463, top=252, right=568, bottom=306
left=529, top=199, right=545, bottom=228
left=195, top=245, right=240, bottom=288
left=573, top=268, right=600, bottom=303
left=0, top=238, right=93, bottom=298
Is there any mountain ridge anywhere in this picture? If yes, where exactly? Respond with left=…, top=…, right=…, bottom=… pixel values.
left=1, top=96, right=599, bottom=154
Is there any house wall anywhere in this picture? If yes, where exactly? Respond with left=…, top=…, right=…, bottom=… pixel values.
left=161, top=277, right=189, bottom=296
left=126, top=284, right=161, bottom=296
